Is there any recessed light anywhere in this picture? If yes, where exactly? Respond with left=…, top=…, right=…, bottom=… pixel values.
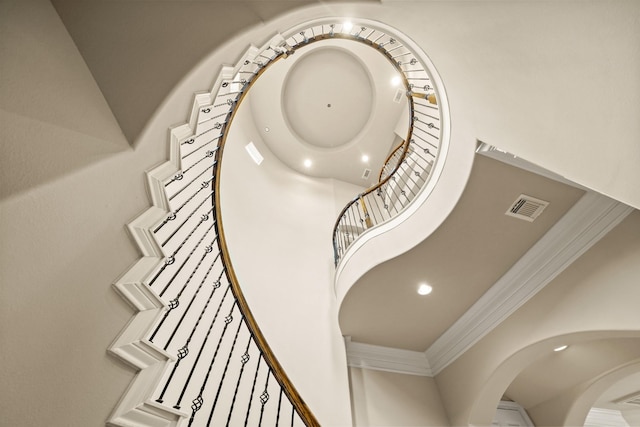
left=361, top=154, right=369, bottom=163
left=265, top=127, right=270, bottom=132
left=554, top=345, right=568, bottom=352
left=343, top=21, right=353, bottom=32
left=417, top=283, right=432, bottom=296
left=391, top=75, right=402, bottom=86
left=303, top=159, right=312, bottom=168
left=245, top=142, right=264, bottom=165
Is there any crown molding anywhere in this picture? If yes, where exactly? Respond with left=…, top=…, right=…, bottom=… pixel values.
left=585, top=408, right=630, bottom=427
left=345, top=337, right=433, bottom=377
left=476, top=141, right=588, bottom=190
left=425, top=191, right=634, bottom=375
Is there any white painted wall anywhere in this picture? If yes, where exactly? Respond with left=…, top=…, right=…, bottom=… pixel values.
left=219, top=99, right=354, bottom=425
left=349, top=367, right=450, bottom=426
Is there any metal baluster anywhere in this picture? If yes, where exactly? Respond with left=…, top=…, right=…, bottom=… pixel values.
left=225, top=335, right=253, bottom=426
left=155, top=281, right=229, bottom=404
left=164, top=266, right=224, bottom=350
left=173, top=298, right=236, bottom=410
left=169, top=162, right=215, bottom=201
left=243, top=355, right=263, bottom=427
left=276, top=388, right=284, bottom=427
left=257, top=370, right=270, bottom=426
left=158, top=214, right=216, bottom=297
left=160, top=195, right=214, bottom=247
left=200, top=317, right=244, bottom=426
left=149, top=237, right=218, bottom=342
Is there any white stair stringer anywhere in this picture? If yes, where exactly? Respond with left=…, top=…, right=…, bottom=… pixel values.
left=107, top=42, right=268, bottom=427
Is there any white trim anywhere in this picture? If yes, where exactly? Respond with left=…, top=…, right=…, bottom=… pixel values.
left=345, top=337, right=433, bottom=376
left=425, top=191, right=633, bottom=374
left=585, top=407, right=630, bottom=427
left=495, top=401, right=535, bottom=427
left=476, top=142, right=588, bottom=191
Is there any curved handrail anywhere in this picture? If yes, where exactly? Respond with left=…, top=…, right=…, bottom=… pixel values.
left=332, top=98, right=442, bottom=265
left=379, top=141, right=407, bottom=183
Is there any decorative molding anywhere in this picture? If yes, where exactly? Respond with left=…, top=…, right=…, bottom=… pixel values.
left=585, top=408, right=630, bottom=427
left=496, top=401, right=535, bottom=426
left=345, top=337, right=433, bottom=377
left=108, top=210, right=183, bottom=426
left=425, top=191, right=634, bottom=375
left=476, top=141, right=588, bottom=190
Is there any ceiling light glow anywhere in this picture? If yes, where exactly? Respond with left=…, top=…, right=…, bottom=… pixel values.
left=245, top=142, right=264, bottom=165
left=265, top=127, right=270, bottom=132
left=361, top=154, right=369, bottom=163
left=391, top=75, right=402, bottom=86
left=343, top=21, right=353, bottom=32
left=303, top=159, right=312, bottom=168
left=417, top=283, right=432, bottom=296
left=554, top=345, right=568, bottom=352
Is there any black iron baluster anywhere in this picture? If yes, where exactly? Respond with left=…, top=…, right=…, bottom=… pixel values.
left=154, top=281, right=229, bottom=404
left=158, top=215, right=216, bottom=297
left=197, top=315, right=244, bottom=426
left=169, top=162, right=215, bottom=202
left=164, top=260, right=223, bottom=350
left=149, top=237, right=218, bottom=342
left=257, top=370, right=270, bottom=427
left=224, top=334, right=253, bottom=426
left=276, top=388, right=284, bottom=427
left=243, top=355, right=263, bottom=427
left=160, top=195, right=214, bottom=247
left=173, top=297, right=236, bottom=410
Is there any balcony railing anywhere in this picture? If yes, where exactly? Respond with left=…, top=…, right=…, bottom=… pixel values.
left=112, top=18, right=444, bottom=427
left=332, top=67, right=443, bottom=265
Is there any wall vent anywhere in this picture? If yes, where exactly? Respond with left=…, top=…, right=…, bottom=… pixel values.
left=505, top=194, right=549, bottom=222
left=393, top=88, right=404, bottom=103
left=615, top=391, right=640, bottom=406
left=362, top=168, right=372, bottom=179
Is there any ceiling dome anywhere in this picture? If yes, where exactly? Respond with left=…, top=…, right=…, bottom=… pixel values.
left=282, top=47, right=374, bottom=149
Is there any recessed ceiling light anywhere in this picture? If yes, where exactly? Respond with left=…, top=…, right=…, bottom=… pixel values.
left=417, top=283, right=432, bottom=296
left=361, top=154, right=369, bottom=163
left=343, top=21, right=353, bottom=32
left=245, top=142, right=264, bottom=165
left=391, top=75, right=402, bottom=86
left=303, top=159, right=312, bottom=168
left=554, top=345, right=568, bottom=352
left=265, top=127, right=270, bottom=132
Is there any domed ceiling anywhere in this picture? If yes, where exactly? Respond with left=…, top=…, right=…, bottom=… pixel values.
left=248, top=38, right=408, bottom=187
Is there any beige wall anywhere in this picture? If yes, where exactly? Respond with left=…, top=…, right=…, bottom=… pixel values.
left=0, top=0, right=163, bottom=425
left=349, top=367, right=450, bottom=426
left=435, top=211, right=640, bottom=426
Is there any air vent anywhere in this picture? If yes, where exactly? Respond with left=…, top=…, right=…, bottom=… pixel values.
left=505, top=194, right=549, bottom=222
left=362, top=168, right=372, bottom=179
left=615, top=392, right=640, bottom=406
left=393, top=88, right=404, bottom=103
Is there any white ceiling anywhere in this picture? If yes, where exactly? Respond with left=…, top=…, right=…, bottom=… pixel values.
left=249, top=38, right=406, bottom=187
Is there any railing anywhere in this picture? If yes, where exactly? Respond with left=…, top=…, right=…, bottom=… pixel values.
left=332, top=84, right=442, bottom=264
left=379, top=141, right=406, bottom=184
left=113, top=19, right=443, bottom=427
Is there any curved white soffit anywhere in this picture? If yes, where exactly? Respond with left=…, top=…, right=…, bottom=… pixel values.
left=323, top=18, right=476, bottom=306
left=334, top=125, right=475, bottom=306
